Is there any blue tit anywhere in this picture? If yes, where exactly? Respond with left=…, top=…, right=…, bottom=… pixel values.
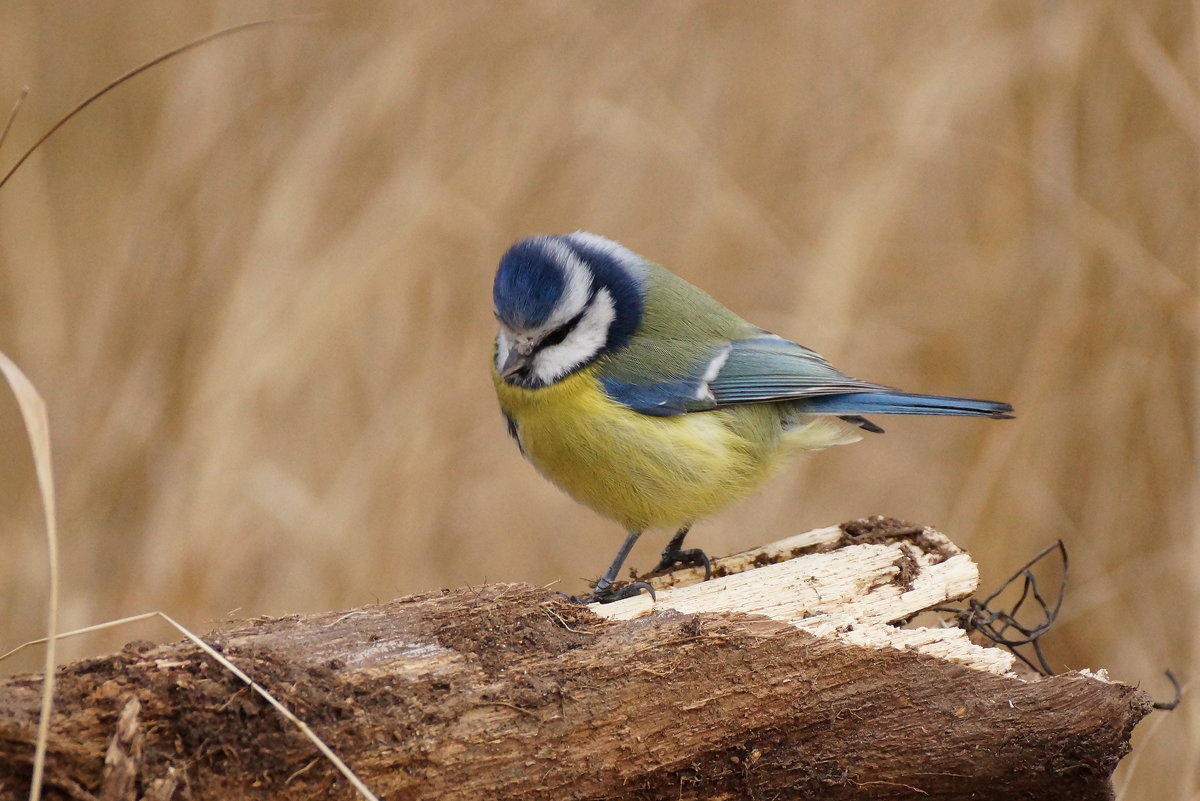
left=491, top=232, right=1013, bottom=603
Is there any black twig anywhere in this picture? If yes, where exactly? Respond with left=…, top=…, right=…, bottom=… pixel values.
left=933, top=540, right=1067, bottom=676
left=1152, top=670, right=1182, bottom=711
left=936, top=544, right=1183, bottom=713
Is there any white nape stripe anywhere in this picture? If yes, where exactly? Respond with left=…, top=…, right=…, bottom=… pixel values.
left=537, top=239, right=593, bottom=328
left=532, top=287, right=616, bottom=385
left=563, top=232, right=648, bottom=284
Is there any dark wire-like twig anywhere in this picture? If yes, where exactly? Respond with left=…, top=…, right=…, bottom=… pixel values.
left=1152, top=670, right=1182, bottom=711
left=936, top=542, right=1183, bottom=711
left=933, top=540, right=1067, bottom=675
left=0, top=15, right=320, bottom=193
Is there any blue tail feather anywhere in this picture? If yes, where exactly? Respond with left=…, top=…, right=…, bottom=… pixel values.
left=799, top=391, right=1013, bottom=418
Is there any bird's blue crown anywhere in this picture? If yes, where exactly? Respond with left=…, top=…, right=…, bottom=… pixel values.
left=493, top=239, right=568, bottom=329
left=493, top=233, right=645, bottom=352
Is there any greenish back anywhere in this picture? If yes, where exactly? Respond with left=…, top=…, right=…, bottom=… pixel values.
left=599, top=260, right=758, bottom=383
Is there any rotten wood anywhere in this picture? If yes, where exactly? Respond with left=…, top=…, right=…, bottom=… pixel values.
left=0, top=518, right=1154, bottom=800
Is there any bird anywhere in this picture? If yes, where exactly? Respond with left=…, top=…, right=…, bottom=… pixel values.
left=490, top=232, right=1013, bottom=603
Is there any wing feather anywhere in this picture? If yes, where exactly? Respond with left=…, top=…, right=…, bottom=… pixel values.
left=599, top=335, right=890, bottom=416
left=707, top=336, right=890, bottom=405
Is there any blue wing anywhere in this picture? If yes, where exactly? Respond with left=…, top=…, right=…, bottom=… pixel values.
left=598, top=371, right=721, bottom=416
left=599, top=335, right=1012, bottom=419
left=797, top=391, right=1013, bottom=417
left=706, top=335, right=889, bottom=404
left=599, top=335, right=883, bottom=416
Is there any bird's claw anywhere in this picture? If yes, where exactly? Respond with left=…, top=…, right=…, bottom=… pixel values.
left=651, top=547, right=713, bottom=580
left=561, top=580, right=656, bottom=605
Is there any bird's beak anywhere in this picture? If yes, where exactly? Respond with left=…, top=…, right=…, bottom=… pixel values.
left=500, top=345, right=533, bottom=380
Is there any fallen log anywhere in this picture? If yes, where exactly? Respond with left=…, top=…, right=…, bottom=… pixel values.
left=0, top=518, right=1153, bottom=800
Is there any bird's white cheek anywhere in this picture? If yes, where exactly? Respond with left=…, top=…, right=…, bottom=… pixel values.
left=532, top=289, right=615, bottom=385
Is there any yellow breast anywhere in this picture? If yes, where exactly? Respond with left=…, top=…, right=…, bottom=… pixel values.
left=492, top=364, right=794, bottom=530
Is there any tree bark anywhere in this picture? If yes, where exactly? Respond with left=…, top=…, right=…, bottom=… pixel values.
left=0, top=518, right=1153, bottom=801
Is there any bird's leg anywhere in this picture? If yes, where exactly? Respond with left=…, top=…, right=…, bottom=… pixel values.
left=650, top=525, right=713, bottom=580
left=566, top=529, right=654, bottom=604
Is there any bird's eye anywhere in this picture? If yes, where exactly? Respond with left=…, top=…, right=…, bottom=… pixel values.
left=542, top=323, right=572, bottom=348
left=539, top=306, right=588, bottom=349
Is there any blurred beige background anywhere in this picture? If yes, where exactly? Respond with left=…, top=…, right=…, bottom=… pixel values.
left=0, top=2, right=1195, bottom=798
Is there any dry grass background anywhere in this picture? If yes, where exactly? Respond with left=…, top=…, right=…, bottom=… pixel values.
left=0, top=1, right=1195, bottom=798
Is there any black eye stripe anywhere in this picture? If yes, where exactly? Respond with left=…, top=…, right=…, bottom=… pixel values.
left=540, top=305, right=588, bottom=348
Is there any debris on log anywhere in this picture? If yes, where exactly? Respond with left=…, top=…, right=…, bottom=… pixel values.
left=0, top=517, right=1154, bottom=801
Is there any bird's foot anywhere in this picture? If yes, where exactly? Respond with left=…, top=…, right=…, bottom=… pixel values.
left=562, top=580, right=655, bottom=605
left=650, top=547, right=713, bottom=580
